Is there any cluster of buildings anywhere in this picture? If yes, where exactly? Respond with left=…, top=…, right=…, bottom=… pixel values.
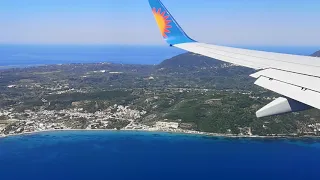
left=0, top=104, right=147, bottom=136
left=0, top=102, right=205, bottom=137
left=0, top=101, right=182, bottom=135
left=305, top=123, right=320, bottom=135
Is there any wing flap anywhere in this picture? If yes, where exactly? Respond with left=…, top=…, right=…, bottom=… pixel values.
left=251, top=69, right=320, bottom=93
left=254, top=76, right=320, bottom=109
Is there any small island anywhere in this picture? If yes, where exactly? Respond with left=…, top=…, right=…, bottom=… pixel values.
left=1, top=51, right=320, bottom=138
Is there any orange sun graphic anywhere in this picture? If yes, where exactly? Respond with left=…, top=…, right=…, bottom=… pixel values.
left=152, top=8, right=172, bottom=38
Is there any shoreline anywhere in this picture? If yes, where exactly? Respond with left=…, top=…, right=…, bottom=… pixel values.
left=1, top=128, right=320, bottom=140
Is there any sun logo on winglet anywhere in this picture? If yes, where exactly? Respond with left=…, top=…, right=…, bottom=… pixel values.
left=152, top=8, right=172, bottom=38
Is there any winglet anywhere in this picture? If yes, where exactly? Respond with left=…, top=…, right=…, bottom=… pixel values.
left=148, top=0, right=196, bottom=46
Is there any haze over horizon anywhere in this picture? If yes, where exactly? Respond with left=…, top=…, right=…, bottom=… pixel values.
left=1, top=0, right=320, bottom=46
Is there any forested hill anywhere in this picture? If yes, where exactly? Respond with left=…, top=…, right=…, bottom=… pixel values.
left=158, top=52, right=224, bottom=69
left=157, top=52, right=255, bottom=76
left=311, top=50, right=320, bottom=57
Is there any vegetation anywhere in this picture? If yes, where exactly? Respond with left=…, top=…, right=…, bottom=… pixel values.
left=1, top=52, right=320, bottom=136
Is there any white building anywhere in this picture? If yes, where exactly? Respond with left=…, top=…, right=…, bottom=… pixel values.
left=155, top=122, right=179, bottom=129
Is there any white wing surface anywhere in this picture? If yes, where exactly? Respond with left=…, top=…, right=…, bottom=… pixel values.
left=148, top=0, right=320, bottom=117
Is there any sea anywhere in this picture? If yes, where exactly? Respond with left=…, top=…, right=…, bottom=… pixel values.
left=0, top=44, right=319, bottom=68
left=0, top=131, right=319, bottom=180
left=0, top=45, right=185, bottom=68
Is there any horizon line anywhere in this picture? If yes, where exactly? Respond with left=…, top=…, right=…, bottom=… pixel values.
left=0, top=43, right=319, bottom=48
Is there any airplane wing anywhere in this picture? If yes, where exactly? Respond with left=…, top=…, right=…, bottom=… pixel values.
left=148, top=0, right=320, bottom=118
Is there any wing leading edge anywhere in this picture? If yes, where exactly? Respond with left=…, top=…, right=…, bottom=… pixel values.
left=148, top=0, right=320, bottom=117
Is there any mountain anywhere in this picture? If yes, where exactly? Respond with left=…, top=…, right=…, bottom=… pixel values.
left=158, top=52, right=224, bottom=69
left=154, top=52, right=256, bottom=90
left=157, top=52, right=255, bottom=76
left=311, top=50, right=320, bottom=57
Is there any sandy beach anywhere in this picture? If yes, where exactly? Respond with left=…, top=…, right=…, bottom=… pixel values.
left=1, top=128, right=315, bottom=140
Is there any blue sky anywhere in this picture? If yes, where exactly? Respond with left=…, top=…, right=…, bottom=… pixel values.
left=0, top=0, right=320, bottom=46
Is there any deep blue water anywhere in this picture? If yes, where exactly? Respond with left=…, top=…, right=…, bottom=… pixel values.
left=0, top=45, right=319, bottom=68
left=0, top=131, right=319, bottom=180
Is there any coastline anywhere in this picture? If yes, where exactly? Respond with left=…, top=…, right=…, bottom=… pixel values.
left=1, top=128, right=319, bottom=140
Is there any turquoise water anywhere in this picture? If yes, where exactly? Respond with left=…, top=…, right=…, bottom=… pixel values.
left=0, top=131, right=319, bottom=180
